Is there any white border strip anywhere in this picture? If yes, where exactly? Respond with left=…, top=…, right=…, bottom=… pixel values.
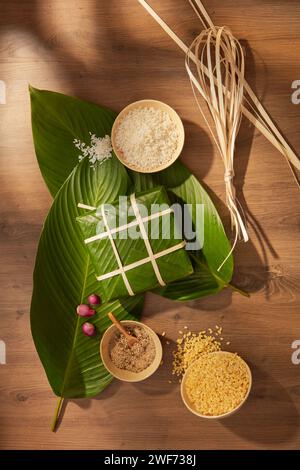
left=96, top=241, right=186, bottom=281
left=101, top=205, right=134, bottom=296
left=84, top=208, right=173, bottom=244
left=78, top=203, right=97, bottom=211
left=130, top=193, right=166, bottom=287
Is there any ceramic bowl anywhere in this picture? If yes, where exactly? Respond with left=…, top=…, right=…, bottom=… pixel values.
left=111, top=99, right=185, bottom=173
left=100, top=320, right=162, bottom=382
left=181, top=351, right=252, bottom=419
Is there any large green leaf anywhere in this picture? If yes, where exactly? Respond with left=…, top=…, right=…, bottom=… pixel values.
left=30, top=86, right=117, bottom=196
left=153, top=264, right=220, bottom=301
left=130, top=161, right=233, bottom=300
left=31, top=156, right=144, bottom=398
left=30, top=87, right=234, bottom=306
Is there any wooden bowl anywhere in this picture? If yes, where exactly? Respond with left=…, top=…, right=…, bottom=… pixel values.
left=181, top=351, right=252, bottom=419
left=111, top=99, right=185, bottom=173
left=100, top=320, right=162, bottom=382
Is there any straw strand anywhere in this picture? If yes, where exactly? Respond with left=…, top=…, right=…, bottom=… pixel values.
left=186, top=26, right=249, bottom=269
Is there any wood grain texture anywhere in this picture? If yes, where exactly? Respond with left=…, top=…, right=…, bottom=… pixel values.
left=0, top=0, right=300, bottom=450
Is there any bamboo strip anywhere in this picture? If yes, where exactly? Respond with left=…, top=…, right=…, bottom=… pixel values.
left=190, top=0, right=300, bottom=183
left=96, top=242, right=186, bottom=281
left=189, top=0, right=213, bottom=28
left=137, top=0, right=300, bottom=175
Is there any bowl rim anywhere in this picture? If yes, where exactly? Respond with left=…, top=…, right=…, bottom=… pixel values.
left=111, top=99, right=185, bottom=173
left=100, top=319, right=163, bottom=382
left=180, top=350, right=252, bottom=419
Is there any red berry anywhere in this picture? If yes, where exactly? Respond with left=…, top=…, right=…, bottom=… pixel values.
left=77, top=304, right=96, bottom=317
left=88, top=294, right=101, bottom=305
left=82, top=322, right=96, bottom=337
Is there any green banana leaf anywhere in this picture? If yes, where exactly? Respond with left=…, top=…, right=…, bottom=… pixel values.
left=31, top=156, right=144, bottom=398
left=29, top=86, right=117, bottom=197
left=130, top=163, right=233, bottom=300
left=29, top=87, right=239, bottom=433
left=29, top=87, right=234, bottom=302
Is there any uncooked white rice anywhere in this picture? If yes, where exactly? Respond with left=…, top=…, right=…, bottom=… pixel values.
left=115, top=106, right=179, bottom=170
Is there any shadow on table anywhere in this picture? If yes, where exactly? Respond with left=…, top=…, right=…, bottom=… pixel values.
left=55, top=336, right=177, bottom=431
left=220, top=363, right=299, bottom=446
left=3, top=0, right=292, bottom=437
left=54, top=379, right=122, bottom=432
left=186, top=180, right=273, bottom=312
left=233, top=39, right=279, bottom=301
left=1, top=1, right=278, bottom=307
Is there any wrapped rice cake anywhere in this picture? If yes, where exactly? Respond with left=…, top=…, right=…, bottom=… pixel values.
left=77, top=186, right=194, bottom=302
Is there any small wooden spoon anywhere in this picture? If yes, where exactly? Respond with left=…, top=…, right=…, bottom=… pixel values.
left=108, top=312, right=138, bottom=348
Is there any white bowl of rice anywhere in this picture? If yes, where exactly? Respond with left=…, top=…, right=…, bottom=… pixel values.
left=111, top=99, right=185, bottom=173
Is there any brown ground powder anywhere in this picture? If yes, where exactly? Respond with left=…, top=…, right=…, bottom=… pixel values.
left=109, top=326, right=155, bottom=373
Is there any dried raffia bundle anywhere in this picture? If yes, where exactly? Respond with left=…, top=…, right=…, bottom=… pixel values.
left=138, top=0, right=300, bottom=179
left=187, top=0, right=300, bottom=185
left=185, top=25, right=248, bottom=269
left=138, top=0, right=300, bottom=267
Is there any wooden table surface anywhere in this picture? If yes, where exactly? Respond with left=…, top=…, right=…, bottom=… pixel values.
left=0, top=0, right=300, bottom=450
